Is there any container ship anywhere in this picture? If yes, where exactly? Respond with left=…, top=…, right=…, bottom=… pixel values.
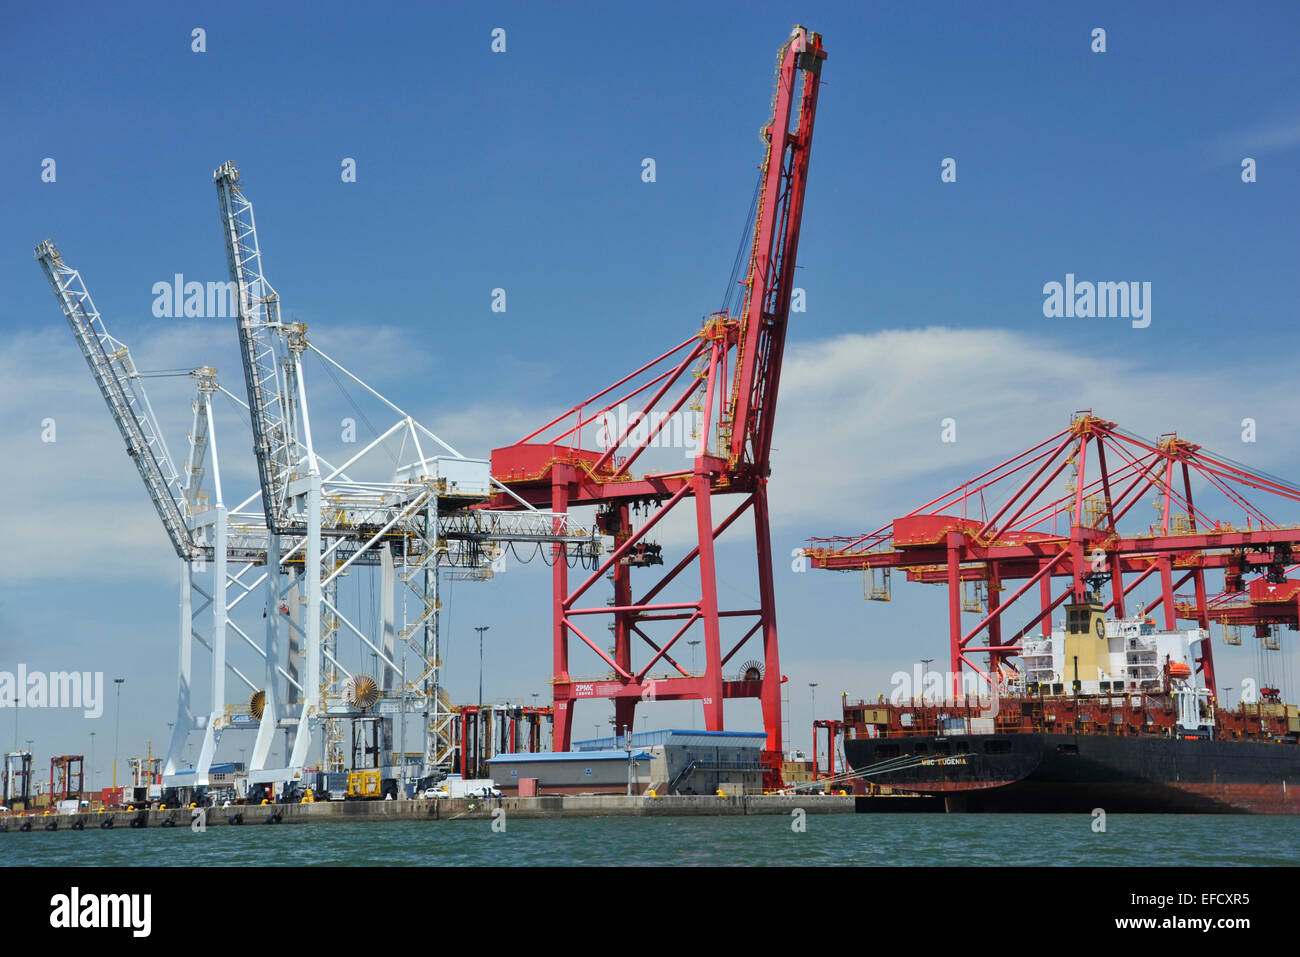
left=840, top=596, right=1300, bottom=813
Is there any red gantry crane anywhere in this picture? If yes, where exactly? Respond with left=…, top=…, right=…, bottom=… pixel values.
left=806, top=413, right=1300, bottom=699
left=485, top=27, right=826, bottom=778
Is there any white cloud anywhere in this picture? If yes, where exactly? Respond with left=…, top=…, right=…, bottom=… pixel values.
left=1197, top=111, right=1300, bottom=164
left=8, top=323, right=1295, bottom=583
left=0, top=328, right=187, bottom=581
left=771, top=327, right=1298, bottom=537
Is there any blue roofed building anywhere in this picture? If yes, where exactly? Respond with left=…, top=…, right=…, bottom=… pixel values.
left=488, top=730, right=767, bottom=795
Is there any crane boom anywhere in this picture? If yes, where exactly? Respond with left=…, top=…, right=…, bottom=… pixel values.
left=726, top=26, right=825, bottom=471
left=214, top=161, right=300, bottom=533
left=35, top=240, right=195, bottom=559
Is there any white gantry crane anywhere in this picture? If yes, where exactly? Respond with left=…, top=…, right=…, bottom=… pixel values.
left=213, top=162, right=591, bottom=787
left=36, top=241, right=272, bottom=790
left=38, top=165, right=594, bottom=800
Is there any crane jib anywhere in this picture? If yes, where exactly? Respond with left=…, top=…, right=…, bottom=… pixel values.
left=726, top=27, right=824, bottom=470
left=35, top=241, right=196, bottom=560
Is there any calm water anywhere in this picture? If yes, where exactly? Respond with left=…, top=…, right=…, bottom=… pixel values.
left=3, top=814, right=1298, bottom=866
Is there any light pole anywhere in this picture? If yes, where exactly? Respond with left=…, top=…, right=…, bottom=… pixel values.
left=474, top=627, right=489, bottom=712
left=112, top=678, right=124, bottom=789
left=920, top=658, right=934, bottom=704
left=474, top=626, right=489, bottom=777
left=89, top=732, right=96, bottom=792
left=809, top=682, right=818, bottom=758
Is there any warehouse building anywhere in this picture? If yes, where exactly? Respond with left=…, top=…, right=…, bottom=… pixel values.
left=487, top=750, right=652, bottom=795
left=488, top=729, right=767, bottom=796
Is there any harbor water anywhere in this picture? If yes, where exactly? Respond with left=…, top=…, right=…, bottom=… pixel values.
left=4, top=813, right=1298, bottom=867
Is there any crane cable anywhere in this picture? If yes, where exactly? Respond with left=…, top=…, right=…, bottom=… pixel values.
left=779, top=751, right=944, bottom=794
left=313, top=350, right=395, bottom=463
left=720, top=171, right=763, bottom=317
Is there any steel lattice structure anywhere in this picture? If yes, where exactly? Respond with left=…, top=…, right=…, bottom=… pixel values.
left=209, top=165, right=592, bottom=785
left=214, top=162, right=300, bottom=535
left=37, top=242, right=195, bottom=560
left=38, top=26, right=826, bottom=793
left=484, top=27, right=826, bottom=776
left=806, top=412, right=1300, bottom=698
left=39, top=188, right=589, bottom=791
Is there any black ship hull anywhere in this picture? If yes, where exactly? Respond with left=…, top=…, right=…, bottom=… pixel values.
left=844, top=733, right=1300, bottom=813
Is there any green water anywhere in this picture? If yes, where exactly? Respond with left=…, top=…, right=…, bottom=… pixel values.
left=3, top=814, right=1298, bottom=866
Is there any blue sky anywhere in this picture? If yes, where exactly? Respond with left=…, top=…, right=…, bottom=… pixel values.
left=2, top=1, right=1298, bottom=779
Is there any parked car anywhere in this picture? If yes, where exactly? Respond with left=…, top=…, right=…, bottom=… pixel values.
left=422, top=777, right=499, bottom=799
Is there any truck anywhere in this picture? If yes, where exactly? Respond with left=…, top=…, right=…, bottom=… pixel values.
left=424, top=775, right=499, bottom=799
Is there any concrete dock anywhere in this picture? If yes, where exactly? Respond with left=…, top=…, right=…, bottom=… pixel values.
left=1, top=793, right=856, bottom=830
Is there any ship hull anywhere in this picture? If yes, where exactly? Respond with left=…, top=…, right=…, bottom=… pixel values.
left=844, top=733, right=1300, bottom=814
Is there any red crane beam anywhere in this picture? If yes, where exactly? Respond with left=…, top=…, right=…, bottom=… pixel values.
left=484, top=28, right=827, bottom=779
left=807, top=413, right=1300, bottom=698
